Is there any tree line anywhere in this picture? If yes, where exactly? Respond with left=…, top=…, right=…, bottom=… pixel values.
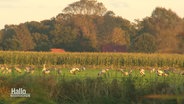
left=0, top=0, right=184, bottom=53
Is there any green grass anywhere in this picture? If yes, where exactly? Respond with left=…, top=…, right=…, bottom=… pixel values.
left=0, top=67, right=184, bottom=104
left=0, top=52, right=184, bottom=103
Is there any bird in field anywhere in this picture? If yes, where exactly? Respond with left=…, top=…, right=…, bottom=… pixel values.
left=25, top=66, right=34, bottom=74
left=25, top=66, right=31, bottom=72
left=157, top=69, right=168, bottom=76
left=0, top=65, right=5, bottom=71
left=101, top=69, right=107, bottom=73
left=123, top=71, right=129, bottom=76
left=57, top=69, right=62, bottom=74
left=157, top=69, right=164, bottom=76
left=140, top=68, right=145, bottom=76
left=70, top=68, right=80, bottom=75
left=98, top=68, right=109, bottom=76
left=54, top=67, right=62, bottom=74
left=5, top=66, right=12, bottom=74
left=15, top=66, right=22, bottom=73
left=97, top=71, right=103, bottom=76
left=0, top=65, right=5, bottom=73
left=120, top=69, right=132, bottom=76
left=150, top=68, right=155, bottom=73
left=42, top=64, right=50, bottom=74
left=1, top=65, right=12, bottom=74
left=42, top=64, right=46, bottom=71
left=7, top=68, right=12, bottom=73
left=81, top=67, right=86, bottom=71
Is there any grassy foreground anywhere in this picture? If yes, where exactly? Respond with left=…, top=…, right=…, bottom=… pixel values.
left=0, top=68, right=184, bottom=104
left=0, top=51, right=184, bottom=103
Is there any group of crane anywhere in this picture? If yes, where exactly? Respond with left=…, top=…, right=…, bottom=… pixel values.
left=118, top=67, right=171, bottom=77
left=42, top=65, right=86, bottom=75
left=0, top=64, right=35, bottom=74
left=42, top=64, right=62, bottom=75
left=97, top=66, right=184, bottom=77
left=0, top=64, right=63, bottom=75
left=0, top=64, right=85, bottom=75
left=1, top=64, right=184, bottom=77
left=0, top=64, right=12, bottom=74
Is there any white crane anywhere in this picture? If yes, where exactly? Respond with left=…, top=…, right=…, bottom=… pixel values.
left=98, top=68, right=109, bottom=76
left=157, top=69, right=168, bottom=76
left=70, top=68, right=80, bottom=74
left=15, top=66, right=22, bottom=73
left=42, top=64, right=50, bottom=74
left=140, top=68, right=145, bottom=76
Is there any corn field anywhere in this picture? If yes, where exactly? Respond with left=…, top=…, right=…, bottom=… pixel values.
left=0, top=51, right=184, bottom=68
left=0, top=51, right=184, bottom=104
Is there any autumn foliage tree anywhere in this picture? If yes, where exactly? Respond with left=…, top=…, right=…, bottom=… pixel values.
left=0, top=0, right=184, bottom=53
left=1, top=25, right=35, bottom=51
left=131, top=33, right=156, bottom=53
left=137, top=7, right=183, bottom=53
left=110, top=27, right=129, bottom=46
left=63, top=0, right=107, bottom=16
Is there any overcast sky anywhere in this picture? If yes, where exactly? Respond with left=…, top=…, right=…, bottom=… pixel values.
left=0, top=0, right=184, bottom=29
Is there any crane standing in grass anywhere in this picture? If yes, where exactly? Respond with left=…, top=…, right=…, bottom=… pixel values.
left=53, top=66, right=62, bottom=74
left=1, top=65, right=12, bottom=74
left=15, top=66, right=22, bottom=73
left=70, top=68, right=80, bottom=75
left=157, top=69, right=168, bottom=76
left=57, top=68, right=62, bottom=74
left=119, top=69, right=132, bottom=76
left=42, top=64, right=50, bottom=74
left=25, top=66, right=35, bottom=74
left=150, top=68, right=155, bottom=73
left=140, top=68, right=145, bottom=76
left=98, top=68, right=109, bottom=76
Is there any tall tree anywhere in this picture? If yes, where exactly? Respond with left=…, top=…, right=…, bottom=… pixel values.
left=137, top=7, right=183, bottom=53
left=63, top=0, right=107, bottom=16
left=71, top=15, right=98, bottom=51
left=131, top=33, right=156, bottom=53
left=110, top=27, right=129, bottom=46
left=2, top=25, right=35, bottom=51
left=0, top=30, right=4, bottom=50
left=32, top=33, right=51, bottom=51
left=14, top=24, right=35, bottom=51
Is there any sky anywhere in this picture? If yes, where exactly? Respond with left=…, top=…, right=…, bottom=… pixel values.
left=0, top=0, right=184, bottom=29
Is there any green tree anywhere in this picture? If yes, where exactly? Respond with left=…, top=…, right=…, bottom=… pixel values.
left=32, top=33, right=51, bottom=51
left=2, top=38, right=21, bottom=50
left=177, top=27, right=184, bottom=53
left=50, top=24, right=79, bottom=51
left=14, top=24, right=35, bottom=51
left=131, top=33, right=156, bottom=53
left=2, top=25, right=35, bottom=51
left=0, top=30, right=4, bottom=50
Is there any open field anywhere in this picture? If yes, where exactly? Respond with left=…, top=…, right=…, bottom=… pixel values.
left=0, top=51, right=184, bottom=104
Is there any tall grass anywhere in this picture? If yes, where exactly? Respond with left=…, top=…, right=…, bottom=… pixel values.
left=0, top=72, right=184, bottom=104
left=0, top=51, right=184, bottom=103
left=0, top=51, right=184, bottom=68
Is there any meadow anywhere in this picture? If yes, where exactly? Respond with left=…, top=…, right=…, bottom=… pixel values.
left=0, top=51, right=184, bottom=104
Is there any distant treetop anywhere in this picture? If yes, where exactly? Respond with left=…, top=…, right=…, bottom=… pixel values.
left=62, top=0, right=107, bottom=16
